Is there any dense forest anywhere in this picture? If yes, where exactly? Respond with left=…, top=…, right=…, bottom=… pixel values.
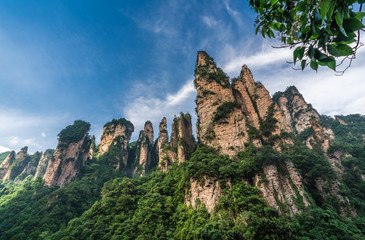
left=0, top=113, right=364, bottom=239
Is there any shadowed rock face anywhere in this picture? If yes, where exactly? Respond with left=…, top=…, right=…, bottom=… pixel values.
left=156, top=114, right=195, bottom=171
left=0, top=151, right=15, bottom=181
left=43, top=133, right=91, bottom=187
left=1, top=147, right=43, bottom=182
left=99, top=119, right=134, bottom=170
left=33, top=149, right=54, bottom=180
left=275, top=86, right=334, bottom=152
left=155, top=117, right=169, bottom=172
left=134, top=121, right=154, bottom=176
left=275, top=86, right=355, bottom=215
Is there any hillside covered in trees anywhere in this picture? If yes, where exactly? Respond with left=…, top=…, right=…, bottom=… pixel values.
left=0, top=52, right=364, bottom=240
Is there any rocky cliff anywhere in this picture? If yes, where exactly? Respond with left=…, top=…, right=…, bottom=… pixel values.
left=155, top=117, right=170, bottom=171
left=274, top=86, right=354, bottom=214
left=134, top=121, right=154, bottom=176
left=195, top=52, right=292, bottom=156
left=0, top=147, right=44, bottom=182
left=43, top=120, right=91, bottom=187
left=155, top=113, right=195, bottom=171
left=98, top=118, right=134, bottom=170
left=33, top=149, right=54, bottom=180
left=193, top=51, right=309, bottom=216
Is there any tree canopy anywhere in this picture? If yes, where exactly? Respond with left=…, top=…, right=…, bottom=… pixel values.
left=249, top=0, right=365, bottom=74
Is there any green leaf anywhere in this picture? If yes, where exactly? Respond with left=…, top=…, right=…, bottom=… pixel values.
left=301, top=60, right=306, bottom=71
left=359, top=0, right=365, bottom=4
left=308, top=45, right=315, bottom=60
left=335, top=12, right=344, bottom=29
left=320, top=0, right=332, bottom=19
left=298, top=47, right=305, bottom=60
left=343, top=17, right=365, bottom=32
left=327, top=57, right=336, bottom=71
left=269, top=0, right=278, bottom=5
left=294, top=48, right=300, bottom=63
left=355, top=12, right=365, bottom=21
left=334, top=31, right=356, bottom=44
left=327, top=44, right=353, bottom=56
left=314, top=49, right=328, bottom=60
left=310, top=60, right=318, bottom=71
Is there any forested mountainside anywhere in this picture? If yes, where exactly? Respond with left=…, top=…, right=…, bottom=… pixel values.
left=0, top=52, right=364, bottom=240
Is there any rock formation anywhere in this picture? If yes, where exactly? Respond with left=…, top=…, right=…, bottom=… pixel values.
left=43, top=121, right=91, bottom=187
left=155, top=113, right=195, bottom=171
left=134, top=121, right=154, bottom=176
left=275, top=86, right=355, bottom=215
left=155, top=117, right=170, bottom=171
left=275, top=86, right=334, bottom=151
left=195, top=51, right=292, bottom=157
left=99, top=118, right=134, bottom=170
left=33, top=149, right=54, bottom=180
left=1, top=147, right=43, bottom=182
left=185, top=177, right=222, bottom=213
left=193, top=51, right=309, bottom=215
left=0, top=151, right=15, bottom=181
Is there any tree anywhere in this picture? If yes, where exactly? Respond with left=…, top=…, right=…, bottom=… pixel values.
left=249, top=0, right=365, bottom=74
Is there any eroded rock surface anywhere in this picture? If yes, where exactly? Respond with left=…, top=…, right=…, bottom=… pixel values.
left=185, top=177, right=222, bottom=213
left=43, top=132, right=91, bottom=187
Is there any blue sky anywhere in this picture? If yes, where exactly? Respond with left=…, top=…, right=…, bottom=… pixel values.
left=1, top=0, right=364, bottom=153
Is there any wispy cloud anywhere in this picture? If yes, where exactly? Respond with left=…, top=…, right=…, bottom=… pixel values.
left=0, top=107, right=69, bottom=152
left=123, top=80, right=196, bottom=140
left=222, top=44, right=292, bottom=75
left=202, top=16, right=219, bottom=28
left=223, top=0, right=243, bottom=27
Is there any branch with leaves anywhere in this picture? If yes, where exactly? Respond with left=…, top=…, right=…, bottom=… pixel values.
left=249, top=0, right=365, bottom=74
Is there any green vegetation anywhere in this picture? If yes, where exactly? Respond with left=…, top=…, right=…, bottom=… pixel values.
left=104, top=118, right=134, bottom=135
left=57, top=120, right=90, bottom=145
left=1, top=112, right=365, bottom=239
left=213, top=101, right=241, bottom=123
left=194, top=52, right=230, bottom=88
left=0, top=152, right=10, bottom=164
left=250, top=0, right=365, bottom=72
left=259, top=104, right=278, bottom=137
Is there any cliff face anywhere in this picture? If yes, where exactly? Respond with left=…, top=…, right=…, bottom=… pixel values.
left=0, top=151, right=15, bottom=181
left=185, top=177, right=222, bottom=213
left=275, top=86, right=355, bottom=214
left=134, top=121, right=154, bottom=176
left=33, top=149, right=54, bottom=180
left=99, top=119, right=134, bottom=170
left=193, top=51, right=308, bottom=215
left=1, top=147, right=43, bottom=182
left=195, top=52, right=292, bottom=157
left=155, top=118, right=170, bottom=171
left=275, top=86, right=334, bottom=152
left=155, top=113, right=195, bottom=171
left=43, top=121, right=91, bottom=187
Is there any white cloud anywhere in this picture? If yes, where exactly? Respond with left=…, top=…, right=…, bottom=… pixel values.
left=202, top=16, right=219, bottom=28
left=124, top=80, right=196, bottom=140
left=41, top=132, right=46, bottom=138
left=0, top=107, right=69, bottom=152
left=222, top=44, right=292, bottom=75
left=0, top=145, right=11, bottom=154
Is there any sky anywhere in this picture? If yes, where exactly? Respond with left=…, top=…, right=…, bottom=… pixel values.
left=0, top=0, right=364, bottom=153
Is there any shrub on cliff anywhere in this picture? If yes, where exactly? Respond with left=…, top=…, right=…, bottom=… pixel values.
left=57, top=120, right=90, bottom=145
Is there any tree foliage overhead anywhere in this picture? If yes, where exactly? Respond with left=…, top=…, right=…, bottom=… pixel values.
left=249, top=0, right=365, bottom=73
